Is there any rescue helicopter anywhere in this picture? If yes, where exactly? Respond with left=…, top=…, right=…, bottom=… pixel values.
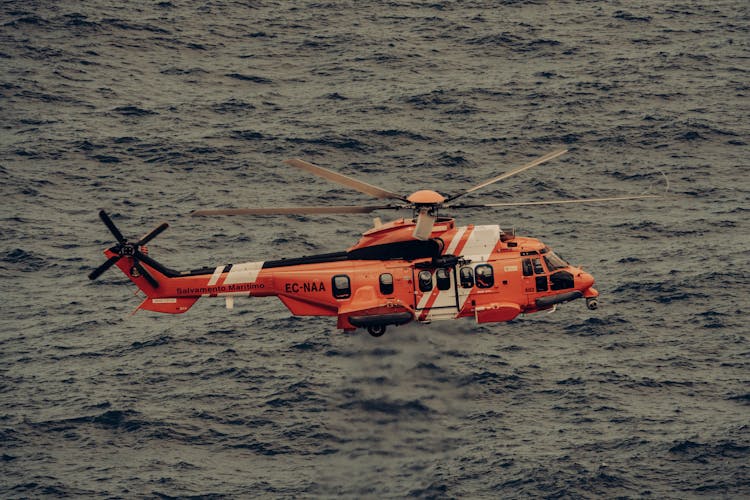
left=89, top=148, right=666, bottom=337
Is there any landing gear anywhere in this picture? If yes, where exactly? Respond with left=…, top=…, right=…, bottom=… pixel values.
left=586, top=298, right=598, bottom=311
left=367, top=325, right=386, bottom=337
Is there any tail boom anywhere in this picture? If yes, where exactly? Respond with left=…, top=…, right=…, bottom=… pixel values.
left=107, top=249, right=271, bottom=314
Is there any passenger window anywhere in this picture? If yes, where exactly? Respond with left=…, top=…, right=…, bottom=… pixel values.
left=459, top=266, right=474, bottom=288
left=535, top=275, right=548, bottom=292
left=532, top=258, right=545, bottom=274
left=379, top=273, right=394, bottom=295
left=475, top=264, right=494, bottom=288
left=436, top=268, right=451, bottom=291
left=418, top=270, right=433, bottom=292
left=522, top=258, right=533, bottom=276
left=332, top=274, right=351, bottom=299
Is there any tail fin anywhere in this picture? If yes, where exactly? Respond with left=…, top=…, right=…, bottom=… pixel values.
left=111, top=253, right=200, bottom=314
left=89, top=211, right=199, bottom=314
left=106, top=246, right=173, bottom=298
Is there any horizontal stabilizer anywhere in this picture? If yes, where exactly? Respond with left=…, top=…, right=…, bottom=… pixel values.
left=137, top=297, right=199, bottom=314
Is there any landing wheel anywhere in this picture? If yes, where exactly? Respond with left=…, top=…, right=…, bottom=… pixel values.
left=586, top=298, right=598, bottom=310
left=367, top=325, right=386, bottom=337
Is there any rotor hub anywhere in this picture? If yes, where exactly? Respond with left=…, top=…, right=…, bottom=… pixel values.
left=406, top=190, right=446, bottom=205
left=119, top=243, right=136, bottom=256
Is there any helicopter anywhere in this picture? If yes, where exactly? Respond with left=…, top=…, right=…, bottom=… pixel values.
left=89, top=148, right=665, bottom=337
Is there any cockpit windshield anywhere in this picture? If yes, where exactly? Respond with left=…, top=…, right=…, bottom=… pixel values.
left=543, top=248, right=569, bottom=271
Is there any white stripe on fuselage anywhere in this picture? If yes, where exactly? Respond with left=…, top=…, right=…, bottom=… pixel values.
left=223, top=261, right=264, bottom=285
left=455, top=225, right=501, bottom=312
left=445, top=226, right=468, bottom=255
left=417, top=226, right=468, bottom=309
left=207, top=266, right=223, bottom=286
left=420, top=225, right=501, bottom=320
left=417, top=226, right=469, bottom=311
left=461, top=225, right=500, bottom=262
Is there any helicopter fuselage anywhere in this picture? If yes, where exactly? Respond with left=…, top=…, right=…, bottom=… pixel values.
left=109, top=217, right=598, bottom=335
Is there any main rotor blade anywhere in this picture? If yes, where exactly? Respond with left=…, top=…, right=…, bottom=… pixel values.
left=448, top=193, right=663, bottom=209
left=88, top=255, right=121, bottom=280
left=191, top=205, right=402, bottom=216
left=136, top=222, right=169, bottom=246
left=99, top=210, right=126, bottom=244
left=446, top=148, right=568, bottom=202
left=284, top=158, right=407, bottom=201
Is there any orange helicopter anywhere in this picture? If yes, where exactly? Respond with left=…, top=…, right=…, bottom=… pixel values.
left=89, top=148, right=665, bottom=337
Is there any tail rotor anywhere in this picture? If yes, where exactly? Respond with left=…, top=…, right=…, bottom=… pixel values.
left=88, top=210, right=168, bottom=288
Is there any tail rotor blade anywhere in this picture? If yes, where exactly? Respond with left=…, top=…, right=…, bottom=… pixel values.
left=133, top=260, right=159, bottom=288
left=136, top=222, right=169, bottom=246
left=88, top=255, right=121, bottom=280
left=91, top=212, right=164, bottom=289
left=99, top=210, right=126, bottom=244
left=134, top=250, right=164, bottom=271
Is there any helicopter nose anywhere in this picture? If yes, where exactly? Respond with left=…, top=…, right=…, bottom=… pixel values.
left=576, top=269, right=595, bottom=291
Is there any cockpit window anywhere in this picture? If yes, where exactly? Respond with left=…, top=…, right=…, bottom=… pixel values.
left=522, top=258, right=533, bottom=276
left=544, top=250, right=568, bottom=271
left=532, top=257, right=545, bottom=275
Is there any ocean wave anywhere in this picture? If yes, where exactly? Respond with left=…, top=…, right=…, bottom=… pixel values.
left=2, top=0, right=748, bottom=497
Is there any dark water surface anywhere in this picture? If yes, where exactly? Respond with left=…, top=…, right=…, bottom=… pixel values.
left=2, top=1, right=748, bottom=497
